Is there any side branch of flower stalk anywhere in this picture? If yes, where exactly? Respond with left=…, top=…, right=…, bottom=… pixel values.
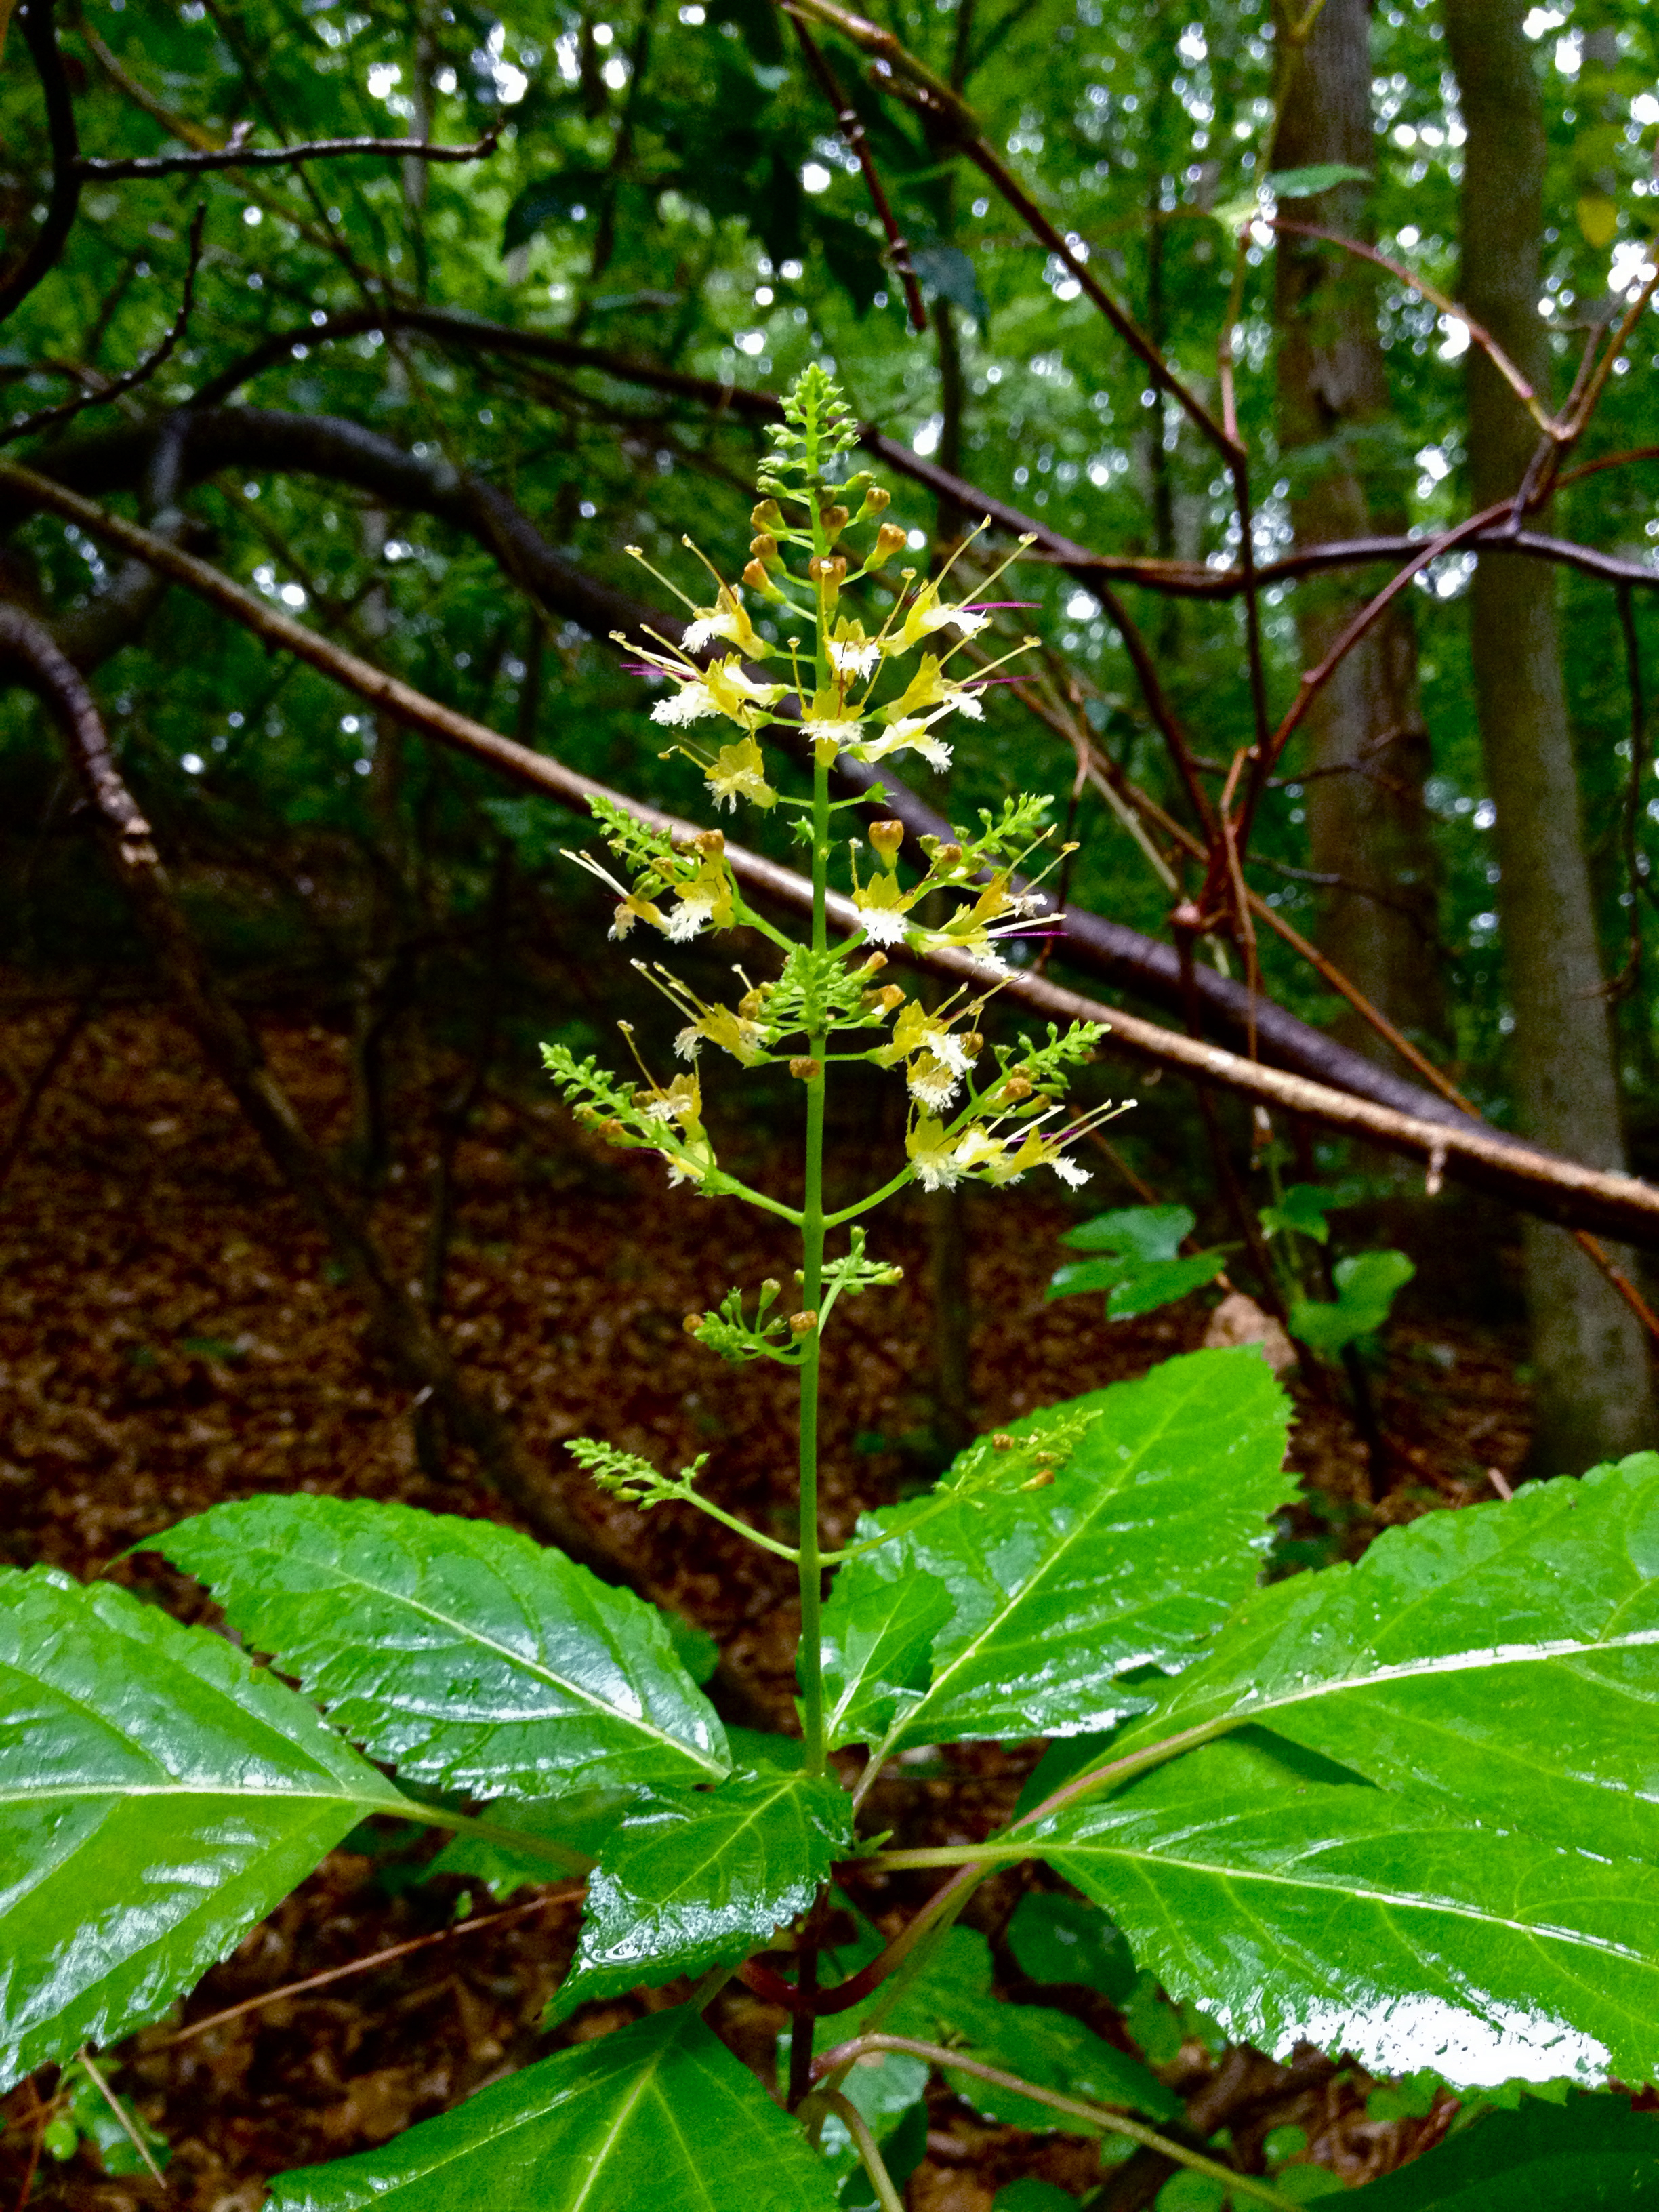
left=7, top=460, right=1659, bottom=1246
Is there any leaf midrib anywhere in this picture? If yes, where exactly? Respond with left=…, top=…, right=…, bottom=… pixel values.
left=900, top=1389, right=1236, bottom=1738
left=617, top=1778, right=827, bottom=1917
left=1134, top=1622, right=1659, bottom=1754
left=1052, top=1837, right=1656, bottom=1967
left=196, top=1535, right=730, bottom=1780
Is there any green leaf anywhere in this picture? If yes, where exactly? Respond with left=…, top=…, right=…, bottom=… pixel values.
left=553, top=1769, right=854, bottom=2017
left=1266, top=163, right=1373, bottom=198
left=1063, top=1206, right=1192, bottom=1259
left=1037, top=1735, right=1659, bottom=2087
left=820, top=1567, right=954, bottom=1748
left=1260, top=1183, right=1338, bottom=1244
left=1302, top=2092, right=1659, bottom=2207
left=266, top=2008, right=840, bottom=2211
left=1048, top=1208, right=1225, bottom=1317
left=0, top=1567, right=407, bottom=2089
left=155, top=1496, right=730, bottom=1797
left=825, top=1351, right=1293, bottom=1754
left=1007, top=1889, right=1137, bottom=2003
left=1113, top=1456, right=1659, bottom=1862
left=1288, top=1250, right=1414, bottom=1353
left=994, top=2184, right=1082, bottom=2211
left=663, top=1611, right=722, bottom=1685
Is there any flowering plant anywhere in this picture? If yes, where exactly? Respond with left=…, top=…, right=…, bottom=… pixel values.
left=10, top=371, right=1659, bottom=2212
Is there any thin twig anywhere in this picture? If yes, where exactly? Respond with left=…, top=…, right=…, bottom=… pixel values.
left=163, top=1891, right=578, bottom=2047
left=1263, top=218, right=1547, bottom=427
left=0, top=0, right=83, bottom=330
left=74, top=2051, right=164, bottom=2189
left=1, top=205, right=205, bottom=449
left=789, top=14, right=927, bottom=334
left=0, top=970, right=104, bottom=1197
left=77, top=126, right=503, bottom=182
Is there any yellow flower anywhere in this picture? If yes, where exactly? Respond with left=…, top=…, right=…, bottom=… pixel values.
left=705, top=736, right=777, bottom=812
left=682, top=583, right=771, bottom=659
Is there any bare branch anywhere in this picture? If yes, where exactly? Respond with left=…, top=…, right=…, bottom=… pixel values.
left=0, top=204, right=205, bottom=449
left=0, top=0, right=83, bottom=330
left=76, top=125, right=503, bottom=182
left=788, top=13, right=928, bottom=335
left=7, top=461, right=1659, bottom=1246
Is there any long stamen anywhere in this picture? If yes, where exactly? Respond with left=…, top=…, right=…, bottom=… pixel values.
left=624, top=546, right=700, bottom=611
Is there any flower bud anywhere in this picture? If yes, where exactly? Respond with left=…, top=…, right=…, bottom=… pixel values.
left=789, top=1056, right=822, bottom=1082
left=743, top=558, right=778, bottom=595
left=788, top=1310, right=819, bottom=1336
left=819, top=503, right=851, bottom=538
left=867, top=521, right=908, bottom=569
left=936, top=843, right=963, bottom=869
left=596, top=1117, right=626, bottom=1141
left=693, top=828, right=726, bottom=855
left=683, top=1313, right=705, bottom=1337
left=962, top=1032, right=983, bottom=1057
left=863, top=485, right=891, bottom=514
left=750, top=531, right=779, bottom=562
left=1000, top=1073, right=1034, bottom=1103
left=862, top=983, right=905, bottom=1012
left=992, top=1433, right=1015, bottom=1452
left=752, top=499, right=783, bottom=531
left=861, top=950, right=888, bottom=972
left=868, top=819, right=905, bottom=865
left=737, top=988, right=766, bottom=1019
left=808, top=554, right=848, bottom=594
left=1021, top=1468, right=1057, bottom=1490
left=758, top=1277, right=781, bottom=1305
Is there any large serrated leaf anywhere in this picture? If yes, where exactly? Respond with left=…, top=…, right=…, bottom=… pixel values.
left=1036, top=1736, right=1659, bottom=2089
left=155, top=1496, right=730, bottom=1797
left=1111, top=1454, right=1659, bottom=1860
left=1303, top=2091, right=1659, bottom=2207
left=0, top=1568, right=407, bottom=2089
left=266, top=2008, right=840, bottom=2211
left=824, top=1351, right=1292, bottom=1754
left=554, top=1769, right=853, bottom=2017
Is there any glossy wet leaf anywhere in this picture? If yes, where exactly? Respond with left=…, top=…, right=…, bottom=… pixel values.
left=266, top=2007, right=840, bottom=2212
left=819, top=1566, right=953, bottom=1748
left=1111, top=1454, right=1659, bottom=1861
left=1304, top=2091, right=1659, bottom=2207
left=0, top=1567, right=407, bottom=2089
left=1036, top=1736, right=1659, bottom=2088
left=553, top=1768, right=853, bottom=2016
left=826, top=1350, right=1292, bottom=1753
left=156, top=1496, right=730, bottom=1797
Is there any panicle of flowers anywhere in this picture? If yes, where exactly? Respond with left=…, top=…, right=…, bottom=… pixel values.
left=543, top=1027, right=722, bottom=1193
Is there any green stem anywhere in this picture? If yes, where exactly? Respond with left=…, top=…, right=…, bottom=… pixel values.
left=796, top=485, right=835, bottom=1779
left=813, top=2092, right=905, bottom=2212
left=811, top=2039, right=1306, bottom=2211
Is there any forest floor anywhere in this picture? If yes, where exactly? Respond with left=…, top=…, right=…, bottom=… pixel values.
left=0, top=985, right=1544, bottom=2211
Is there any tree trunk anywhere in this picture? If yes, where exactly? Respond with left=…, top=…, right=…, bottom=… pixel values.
left=1443, top=0, right=1654, bottom=1471
left=1273, top=0, right=1448, bottom=1058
